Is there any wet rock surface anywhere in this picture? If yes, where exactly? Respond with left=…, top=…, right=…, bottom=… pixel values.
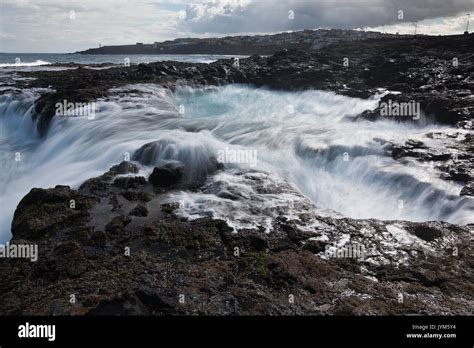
left=17, top=34, right=474, bottom=193
left=20, top=35, right=473, bottom=135
left=2, top=34, right=473, bottom=315
left=389, top=130, right=474, bottom=195
left=149, top=163, right=184, bottom=188
left=0, top=162, right=472, bottom=315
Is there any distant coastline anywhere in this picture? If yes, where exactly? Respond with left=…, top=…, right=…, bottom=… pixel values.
left=75, top=28, right=401, bottom=55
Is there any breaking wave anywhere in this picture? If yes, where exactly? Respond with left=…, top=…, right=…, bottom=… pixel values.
left=0, top=60, right=51, bottom=67
left=0, top=84, right=472, bottom=241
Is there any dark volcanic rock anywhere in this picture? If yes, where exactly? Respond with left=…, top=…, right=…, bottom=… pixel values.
left=149, top=163, right=185, bottom=187
left=1, top=162, right=472, bottom=316
left=133, top=140, right=224, bottom=187
left=105, top=215, right=131, bottom=233
left=111, top=161, right=139, bottom=175
left=11, top=185, right=97, bottom=240
left=132, top=141, right=164, bottom=166
left=17, top=36, right=474, bottom=190
left=389, top=130, right=474, bottom=192
left=129, top=203, right=148, bottom=217
left=113, top=176, right=147, bottom=189
left=460, top=181, right=474, bottom=197
left=121, top=191, right=154, bottom=202
left=407, top=223, right=443, bottom=242
left=21, top=35, right=474, bottom=136
left=79, top=161, right=140, bottom=195
left=3, top=35, right=474, bottom=316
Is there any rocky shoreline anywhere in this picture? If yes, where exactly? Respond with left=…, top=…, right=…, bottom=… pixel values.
left=0, top=34, right=473, bottom=315
left=15, top=34, right=474, bottom=197
left=1, top=159, right=472, bottom=315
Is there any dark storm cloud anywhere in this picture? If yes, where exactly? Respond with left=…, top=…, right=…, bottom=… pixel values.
left=184, top=0, right=473, bottom=33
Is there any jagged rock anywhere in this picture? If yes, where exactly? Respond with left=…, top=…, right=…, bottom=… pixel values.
left=134, top=287, right=176, bottom=313
left=133, top=139, right=224, bottom=185
left=11, top=186, right=96, bottom=240
left=110, top=161, right=139, bottom=175
left=23, top=35, right=473, bottom=136
left=129, top=203, right=148, bottom=217
left=113, top=176, right=146, bottom=189
left=87, top=294, right=150, bottom=315
left=132, top=141, right=163, bottom=166
left=79, top=161, right=140, bottom=195
left=3, top=34, right=474, bottom=316
left=149, top=163, right=184, bottom=187
left=105, top=215, right=131, bottom=233
left=2, top=162, right=472, bottom=315
left=90, top=230, right=107, bottom=247
left=108, top=193, right=121, bottom=211
left=121, top=191, right=154, bottom=202
left=79, top=176, right=110, bottom=194
left=408, top=223, right=443, bottom=242
left=460, top=181, right=474, bottom=196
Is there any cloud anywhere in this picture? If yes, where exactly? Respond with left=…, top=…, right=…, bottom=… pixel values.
left=368, top=13, right=471, bottom=35
left=0, top=0, right=472, bottom=53
left=0, top=0, right=187, bottom=53
left=183, top=0, right=473, bottom=34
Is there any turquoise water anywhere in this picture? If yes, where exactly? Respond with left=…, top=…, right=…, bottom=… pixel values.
left=1, top=83, right=472, bottom=242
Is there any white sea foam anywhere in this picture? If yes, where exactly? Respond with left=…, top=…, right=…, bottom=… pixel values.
left=0, top=60, right=51, bottom=67
left=0, top=84, right=472, bottom=242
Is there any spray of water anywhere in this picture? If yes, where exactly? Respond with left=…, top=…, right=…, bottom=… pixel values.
left=0, top=84, right=472, bottom=241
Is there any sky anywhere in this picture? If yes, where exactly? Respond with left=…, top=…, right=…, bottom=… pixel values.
left=0, top=0, right=472, bottom=53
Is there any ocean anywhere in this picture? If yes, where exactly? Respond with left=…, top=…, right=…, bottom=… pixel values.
left=0, top=53, right=247, bottom=67
left=0, top=54, right=472, bottom=242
